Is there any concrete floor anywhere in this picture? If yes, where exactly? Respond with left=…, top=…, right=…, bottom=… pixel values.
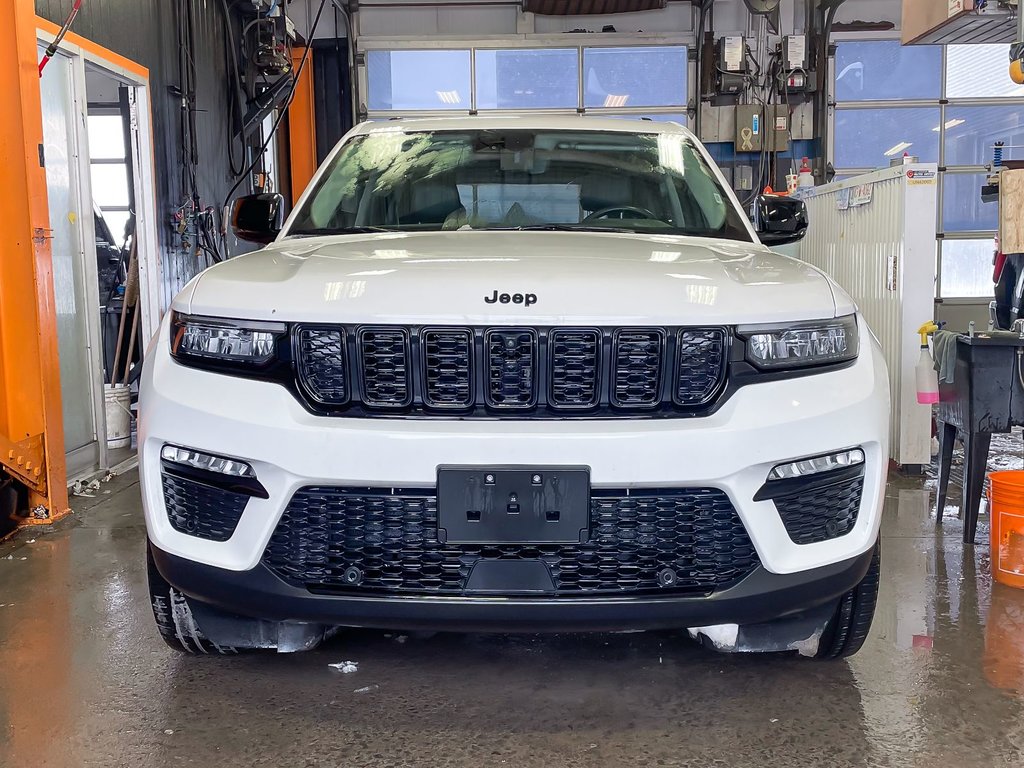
left=2, top=463, right=1024, bottom=768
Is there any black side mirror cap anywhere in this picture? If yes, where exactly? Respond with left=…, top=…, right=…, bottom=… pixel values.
left=753, top=194, right=808, bottom=247
left=231, top=193, right=285, bottom=244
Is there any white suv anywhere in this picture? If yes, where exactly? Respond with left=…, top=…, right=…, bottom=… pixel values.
left=141, top=117, right=888, bottom=658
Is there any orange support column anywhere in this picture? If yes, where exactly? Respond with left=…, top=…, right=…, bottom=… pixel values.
left=288, top=46, right=318, bottom=206
left=0, top=0, right=70, bottom=523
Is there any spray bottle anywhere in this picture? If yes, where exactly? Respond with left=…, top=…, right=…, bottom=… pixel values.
left=797, top=157, right=814, bottom=189
left=916, top=321, right=940, bottom=404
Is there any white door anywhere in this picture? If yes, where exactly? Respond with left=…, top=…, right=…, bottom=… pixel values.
left=39, top=49, right=102, bottom=476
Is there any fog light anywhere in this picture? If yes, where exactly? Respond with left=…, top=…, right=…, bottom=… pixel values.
left=768, top=448, right=865, bottom=481
left=160, top=445, right=255, bottom=478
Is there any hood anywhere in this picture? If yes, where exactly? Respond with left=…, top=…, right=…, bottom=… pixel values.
left=182, top=231, right=838, bottom=326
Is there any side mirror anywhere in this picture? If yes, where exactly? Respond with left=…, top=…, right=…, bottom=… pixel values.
left=754, top=194, right=808, bottom=246
left=231, top=193, right=285, bottom=244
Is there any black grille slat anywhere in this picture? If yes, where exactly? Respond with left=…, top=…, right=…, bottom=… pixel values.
left=359, top=329, right=411, bottom=407
left=613, top=330, right=664, bottom=407
left=297, top=327, right=347, bottom=404
left=486, top=330, right=537, bottom=408
left=676, top=329, right=727, bottom=405
left=550, top=330, right=600, bottom=408
left=162, top=474, right=248, bottom=542
left=775, top=476, right=864, bottom=545
left=263, top=487, right=759, bottom=596
left=423, top=329, right=473, bottom=407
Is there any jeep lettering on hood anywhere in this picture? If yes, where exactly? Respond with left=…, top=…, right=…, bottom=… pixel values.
left=485, top=290, right=537, bottom=307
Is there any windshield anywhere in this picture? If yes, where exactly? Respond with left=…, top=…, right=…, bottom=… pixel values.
left=287, top=128, right=753, bottom=241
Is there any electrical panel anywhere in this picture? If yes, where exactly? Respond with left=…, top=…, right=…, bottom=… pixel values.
left=782, top=35, right=807, bottom=70
left=718, top=36, right=747, bottom=72
left=735, top=104, right=763, bottom=152
left=735, top=165, right=754, bottom=192
left=767, top=105, right=789, bottom=153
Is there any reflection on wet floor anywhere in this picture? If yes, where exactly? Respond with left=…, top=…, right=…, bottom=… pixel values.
left=1, top=468, right=1024, bottom=767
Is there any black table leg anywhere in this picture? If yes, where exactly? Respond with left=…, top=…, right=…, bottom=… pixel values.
left=961, top=430, right=992, bottom=545
left=935, top=421, right=958, bottom=523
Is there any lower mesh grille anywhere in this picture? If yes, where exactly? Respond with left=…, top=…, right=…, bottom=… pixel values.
left=775, top=475, right=864, bottom=545
left=162, top=473, right=248, bottom=542
left=262, top=487, right=759, bottom=596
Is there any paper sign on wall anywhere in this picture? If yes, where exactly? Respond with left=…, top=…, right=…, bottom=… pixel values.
left=851, top=183, right=873, bottom=207
left=837, top=188, right=851, bottom=211
left=886, top=252, right=898, bottom=292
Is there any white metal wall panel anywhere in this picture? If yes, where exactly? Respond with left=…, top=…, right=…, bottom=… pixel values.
left=796, top=165, right=937, bottom=466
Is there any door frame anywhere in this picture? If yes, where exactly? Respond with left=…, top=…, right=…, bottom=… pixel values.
left=36, top=20, right=160, bottom=478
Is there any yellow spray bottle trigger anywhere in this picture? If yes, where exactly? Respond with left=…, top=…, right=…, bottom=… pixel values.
left=918, top=321, right=939, bottom=348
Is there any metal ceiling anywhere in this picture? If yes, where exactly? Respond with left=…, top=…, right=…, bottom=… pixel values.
left=522, top=0, right=667, bottom=15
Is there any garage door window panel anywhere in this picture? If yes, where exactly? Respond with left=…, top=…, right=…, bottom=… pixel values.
left=943, top=106, right=1024, bottom=168
left=946, top=44, right=1024, bottom=100
left=367, top=50, right=472, bottom=111
left=834, top=41, right=941, bottom=102
left=583, top=46, right=687, bottom=108
left=941, top=239, right=996, bottom=298
left=834, top=107, right=940, bottom=167
left=475, top=49, right=578, bottom=110
left=943, top=173, right=998, bottom=233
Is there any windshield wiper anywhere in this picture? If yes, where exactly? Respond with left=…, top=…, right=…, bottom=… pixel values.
left=287, top=226, right=396, bottom=237
left=482, top=224, right=639, bottom=234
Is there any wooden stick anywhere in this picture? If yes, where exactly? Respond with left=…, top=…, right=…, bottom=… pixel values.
left=121, top=304, right=139, bottom=386
left=110, top=235, right=138, bottom=385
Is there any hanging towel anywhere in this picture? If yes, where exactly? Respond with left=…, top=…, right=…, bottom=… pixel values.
left=930, top=330, right=960, bottom=385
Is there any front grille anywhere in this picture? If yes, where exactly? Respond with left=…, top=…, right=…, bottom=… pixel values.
left=550, top=330, right=600, bottom=408
left=359, top=329, right=411, bottom=407
left=775, top=476, right=864, bottom=545
left=297, top=327, right=347, bottom=404
left=486, top=329, right=537, bottom=408
left=676, top=329, right=727, bottom=405
left=292, top=325, right=730, bottom=418
left=262, top=487, right=759, bottom=596
left=162, top=473, right=248, bottom=542
left=423, top=329, right=473, bottom=407
left=612, top=330, right=664, bottom=406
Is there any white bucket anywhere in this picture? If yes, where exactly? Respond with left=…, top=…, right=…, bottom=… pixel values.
left=104, top=384, right=132, bottom=449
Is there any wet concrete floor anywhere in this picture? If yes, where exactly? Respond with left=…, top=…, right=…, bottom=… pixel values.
left=2, top=463, right=1024, bottom=767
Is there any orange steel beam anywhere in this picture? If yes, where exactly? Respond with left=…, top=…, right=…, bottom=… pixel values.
left=0, top=0, right=69, bottom=522
left=288, top=46, right=318, bottom=207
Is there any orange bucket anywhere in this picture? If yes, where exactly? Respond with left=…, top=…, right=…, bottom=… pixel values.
left=988, top=471, right=1024, bottom=589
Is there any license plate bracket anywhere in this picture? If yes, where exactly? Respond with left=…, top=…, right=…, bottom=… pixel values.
left=437, top=466, right=590, bottom=545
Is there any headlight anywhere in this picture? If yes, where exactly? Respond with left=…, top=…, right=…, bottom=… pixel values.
left=739, top=314, right=858, bottom=370
left=170, top=313, right=286, bottom=367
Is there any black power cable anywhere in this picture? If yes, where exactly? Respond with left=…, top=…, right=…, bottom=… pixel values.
left=221, top=0, right=330, bottom=212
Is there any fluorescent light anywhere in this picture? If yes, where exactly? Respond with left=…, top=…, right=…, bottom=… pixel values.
left=932, top=118, right=966, bottom=132
left=603, top=94, right=630, bottom=108
left=883, top=141, right=913, bottom=157
left=436, top=90, right=462, bottom=105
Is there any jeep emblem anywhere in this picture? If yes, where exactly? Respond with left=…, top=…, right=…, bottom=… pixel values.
left=485, top=290, right=537, bottom=307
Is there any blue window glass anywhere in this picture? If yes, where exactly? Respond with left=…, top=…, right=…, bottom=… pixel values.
left=583, top=46, right=687, bottom=108
left=943, top=173, right=997, bottom=233
left=944, top=106, right=1024, bottom=167
left=367, top=50, right=471, bottom=111
left=475, top=49, right=579, bottom=109
left=834, top=41, right=941, bottom=102
left=834, top=107, right=940, bottom=168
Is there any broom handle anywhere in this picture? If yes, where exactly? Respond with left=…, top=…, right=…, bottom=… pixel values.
left=109, top=235, right=137, bottom=386
left=121, top=305, right=139, bottom=387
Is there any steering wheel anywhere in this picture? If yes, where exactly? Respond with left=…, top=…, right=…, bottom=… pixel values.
left=583, top=205, right=658, bottom=222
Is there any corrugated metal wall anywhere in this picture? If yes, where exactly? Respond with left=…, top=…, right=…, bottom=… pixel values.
left=35, top=0, right=240, bottom=310
left=797, top=166, right=938, bottom=466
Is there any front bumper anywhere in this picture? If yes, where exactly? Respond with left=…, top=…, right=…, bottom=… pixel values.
left=140, top=311, right=889, bottom=628
left=150, top=542, right=875, bottom=632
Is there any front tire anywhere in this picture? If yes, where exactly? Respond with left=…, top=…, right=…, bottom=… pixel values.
left=147, top=544, right=238, bottom=655
left=816, top=540, right=881, bottom=659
